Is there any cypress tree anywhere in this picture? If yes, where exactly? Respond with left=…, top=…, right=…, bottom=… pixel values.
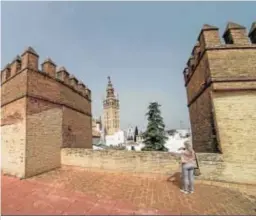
left=142, top=102, right=168, bottom=151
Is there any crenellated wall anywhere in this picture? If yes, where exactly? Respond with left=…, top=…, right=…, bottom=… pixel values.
left=1, top=46, right=92, bottom=178
left=184, top=21, right=256, bottom=177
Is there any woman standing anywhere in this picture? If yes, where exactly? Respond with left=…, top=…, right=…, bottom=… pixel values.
left=172, top=138, right=196, bottom=194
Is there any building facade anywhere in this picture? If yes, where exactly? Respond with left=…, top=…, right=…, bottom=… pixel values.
left=92, top=117, right=102, bottom=137
left=126, top=126, right=134, bottom=141
left=184, top=21, right=256, bottom=166
left=103, top=76, right=120, bottom=135
left=1, top=47, right=92, bottom=178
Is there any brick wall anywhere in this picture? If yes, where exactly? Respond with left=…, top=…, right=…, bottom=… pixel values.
left=186, top=54, right=210, bottom=103
left=197, top=153, right=256, bottom=185
left=212, top=90, right=256, bottom=162
left=27, top=69, right=91, bottom=115
left=62, top=107, right=92, bottom=149
left=1, top=70, right=27, bottom=105
left=1, top=98, right=26, bottom=178
left=1, top=47, right=92, bottom=178
left=207, top=49, right=256, bottom=78
left=185, top=22, right=256, bottom=161
left=25, top=98, right=62, bottom=178
left=61, top=149, right=256, bottom=184
left=189, top=87, right=217, bottom=152
left=61, top=149, right=179, bottom=174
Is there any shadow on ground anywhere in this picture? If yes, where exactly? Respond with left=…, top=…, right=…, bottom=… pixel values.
left=167, top=172, right=182, bottom=190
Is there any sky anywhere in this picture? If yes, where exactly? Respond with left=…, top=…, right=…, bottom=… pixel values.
left=1, top=1, right=255, bottom=131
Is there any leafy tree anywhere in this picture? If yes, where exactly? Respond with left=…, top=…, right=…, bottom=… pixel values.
left=134, top=126, right=139, bottom=142
left=142, top=102, right=168, bottom=151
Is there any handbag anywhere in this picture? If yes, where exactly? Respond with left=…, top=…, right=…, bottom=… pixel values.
left=193, top=153, right=201, bottom=176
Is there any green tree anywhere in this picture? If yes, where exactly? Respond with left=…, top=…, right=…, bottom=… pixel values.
left=142, top=102, right=168, bottom=151
left=134, top=126, right=139, bottom=142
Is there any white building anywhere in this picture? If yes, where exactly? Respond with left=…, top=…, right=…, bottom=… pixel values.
left=126, top=126, right=134, bottom=141
left=124, top=129, right=191, bottom=152
left=105, top=130, right=125, bottom=146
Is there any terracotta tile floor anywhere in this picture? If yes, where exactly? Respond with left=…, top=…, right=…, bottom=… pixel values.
left=1, top=166, right=256, bottom=215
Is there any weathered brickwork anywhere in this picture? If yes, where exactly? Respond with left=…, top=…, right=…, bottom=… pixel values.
left=1, top=47, right=92, bottom=178
left=185, top=54, right=210, bottom=104
left=1, top=70, right=27, bottom=105
left=212, top=91, right=256, bottom=162
left=208, top=49, right=256, bottom=79
left=1, top=98, right=26, bottom=177
left=26, top=107, right=62, bottom=177
left=27, top=69, right=91, bottom=115
left=61, top=149, right=256, bottom=184
left=184, top=21, right=256, bottom=153
left=62, top=107, right=92, bottom=148
left=61, top=148, right=179, bottom=174
left=184, top=21, right=256, bottom=183
left=188, top=87, right=218, bottom=153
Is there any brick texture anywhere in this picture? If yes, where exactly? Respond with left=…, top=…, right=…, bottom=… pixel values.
left=61, top=149, right=179, bottom=174
left=1, top=70, right=27, bottom=105
left=186, top=54, right=210, bottom=104
left=61, top=149, right=256, bottom=184
left=1, top=47, right=92, bottom=178
left=212, top=91, right=256, bottom=163
left=2, top=170, right=256, bottom=215
left=62, top=107, right=92, bottom=148
left=27, top=69, right=91, bottom=115
left=207, top=49, right=256, bottom=78
left=188, top=87, right=217, bottom=152
left=1, top=98, right=26, bottom=177
left=184, top=22, right=256, bottom=185
left=185, top=22, right=256, bottom=159
left=26, top=107, right=62, bottom=178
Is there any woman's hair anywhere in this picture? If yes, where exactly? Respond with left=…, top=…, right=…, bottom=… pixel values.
left=184, top=138, right=193, bottom=153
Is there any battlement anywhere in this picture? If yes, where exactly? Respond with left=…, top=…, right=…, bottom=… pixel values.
left=184, top=21, right=256, bottom=83
left=183, top=21, right=256, bottom=155
left=1, top=46, right=91, bottom=100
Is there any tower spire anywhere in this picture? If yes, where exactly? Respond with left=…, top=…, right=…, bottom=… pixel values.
left=106, top=76, right=115, bottom=98
left=103, top=76, right=120, bottom=136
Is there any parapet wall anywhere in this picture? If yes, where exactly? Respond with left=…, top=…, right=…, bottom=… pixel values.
left=61, top=149, right=256, bottom=185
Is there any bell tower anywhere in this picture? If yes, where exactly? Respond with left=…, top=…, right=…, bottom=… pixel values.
left=103, top=76, right=120, bottom=135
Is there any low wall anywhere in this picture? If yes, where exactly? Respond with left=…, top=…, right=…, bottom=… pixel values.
left=61, top=149, right=256, bottom=185
left=61, top=148, right=179, bottom=174
left=197, top=154, right=256, bottom=185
